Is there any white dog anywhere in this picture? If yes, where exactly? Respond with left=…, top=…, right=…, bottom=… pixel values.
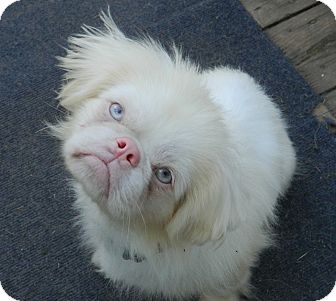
left=54, top=12, right=296, bottom=301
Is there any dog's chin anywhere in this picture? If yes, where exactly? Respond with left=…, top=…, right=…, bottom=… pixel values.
left=67, top=155, right=147, bottom=215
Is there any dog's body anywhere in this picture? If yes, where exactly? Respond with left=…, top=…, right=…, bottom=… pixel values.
left=55, top=13, right=296, bottom=301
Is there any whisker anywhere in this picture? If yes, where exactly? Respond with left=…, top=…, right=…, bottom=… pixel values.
left=121, top=205, right=126, bottom=233
left=43, top=101, right=67, bottom=114
left=35, top=126, right=50, bottom=134
left=135, top=201, right=147, bottom=235
left=126, top=207, right=131, bottom=246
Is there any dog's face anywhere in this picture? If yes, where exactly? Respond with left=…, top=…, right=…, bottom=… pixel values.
left=56, top=14, right=239, bottom=244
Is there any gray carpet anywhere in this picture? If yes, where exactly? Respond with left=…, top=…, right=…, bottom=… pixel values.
left=0, top=0, right=335, bottom=300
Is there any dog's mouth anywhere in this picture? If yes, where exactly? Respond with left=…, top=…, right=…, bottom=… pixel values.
left=72, top=152, right=115, bottom=164
left=72, top=152, right=112, bottom=199
left=70, top=151, right=140, bottom=200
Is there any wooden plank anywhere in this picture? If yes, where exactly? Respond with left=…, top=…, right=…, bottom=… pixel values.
left=296, top=44, right=336, bottom=93
left=265, top=5, right=336, bottom=62
left=266, top=4, right=336, bottom=93
left=240, top=0, right=317, bottom=28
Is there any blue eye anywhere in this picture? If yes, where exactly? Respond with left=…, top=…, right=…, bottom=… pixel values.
left=155, top=168, right=173, bottom=184
left=109, top=103, right=124, bottom=121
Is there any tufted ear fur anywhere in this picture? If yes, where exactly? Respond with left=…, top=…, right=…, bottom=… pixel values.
left=166, top=165, right=244, bottom=245
left=57, top=11, right=195, bottom=111
left=57, top=11, right=127, bottom=111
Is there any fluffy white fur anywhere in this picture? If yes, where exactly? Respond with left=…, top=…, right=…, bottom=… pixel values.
left=54, top=12, right=296, bottom=301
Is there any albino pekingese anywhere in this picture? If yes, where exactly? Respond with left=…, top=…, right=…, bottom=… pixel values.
left=53, top=12, right=296, bottom=301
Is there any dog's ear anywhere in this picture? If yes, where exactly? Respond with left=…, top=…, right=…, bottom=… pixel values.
left=166, top=167, right=244, bottom=245
left=57, top=11, right=126, bottom=111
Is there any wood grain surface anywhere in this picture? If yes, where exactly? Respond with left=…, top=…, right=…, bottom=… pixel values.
left=241, top=0, right=336, bottom=129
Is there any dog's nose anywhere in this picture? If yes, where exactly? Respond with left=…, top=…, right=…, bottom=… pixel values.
left=115, top=137, right=140, bottom=167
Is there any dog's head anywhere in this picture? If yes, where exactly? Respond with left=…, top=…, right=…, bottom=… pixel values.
left=55, top=13, right=241, bottom=245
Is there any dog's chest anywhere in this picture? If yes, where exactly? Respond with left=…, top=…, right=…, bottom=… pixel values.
left=95, top=229, right=207, bottom=289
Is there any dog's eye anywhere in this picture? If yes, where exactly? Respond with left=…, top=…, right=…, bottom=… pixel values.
left=155, top=167, right=173, bottom=184
left=109, top=103, right=124, bottom=121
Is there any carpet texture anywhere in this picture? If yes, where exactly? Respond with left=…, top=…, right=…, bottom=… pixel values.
left=0, top=0, right=335, bottom=300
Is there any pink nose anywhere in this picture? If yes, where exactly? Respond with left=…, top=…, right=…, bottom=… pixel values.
left=115, top=137, right=140, bottom=167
